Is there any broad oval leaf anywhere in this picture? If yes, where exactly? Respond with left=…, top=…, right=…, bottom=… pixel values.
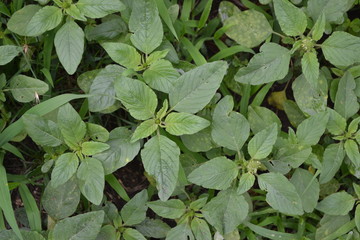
left=81, top=141, right=110, bottom=156
left=165, top=112, right=210, bottom=136
left=307, top=0, right=353, bottom=24
left=248, top=123, right=278, bottom=159
left=301, top=51, right=320, bottom=89
left=123, top=228, right=146, bottom=240
left=191, top=218, right=211, bottom=240
left=10, top=75, right=49, bottom=103
left=147, top=199, right=186, bottom=219
left=188, top=157, right=238, bottom=190
left=76, top=0, right=125, bottom=18
left=296, top=111, right=329, bottom=146
left=51, top=153, right=79, bottom=188
left=100, top=43, right=141, bottom=69
left=169, top=61, right=228, bottom=113
left=237, top=172, right=255, bottom=194
left=120, top=190, right=148, bottom=226
left=135, top=218, right=171, bottom=239
left=0, top=45, right=22, bottom=65
left=248, top=106, right=281, bottom=134
left=316, top=191, right=355, bottom=215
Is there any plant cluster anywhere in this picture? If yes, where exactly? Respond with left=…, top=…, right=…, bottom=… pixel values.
left=1, top=0, right=360, bottom=239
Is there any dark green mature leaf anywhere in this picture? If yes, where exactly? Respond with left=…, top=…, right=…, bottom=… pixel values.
left=290, top=168, right=319, bottom=213
left=181, top=127, right=217, bottom=152
left=7, top=5, right=41, bottom=36
left=10, top=75, right=49, bottom=103
left=52, top=211, right=104, bottom=240
left=115, top=77, right=158, bottom=120
left=223, top=10, right=272, bottom=48
left=87, top=123, right=109, bottom=142
left=42, top=177, right=80, bottom=220
left=0, top=45, right=22, bottom=65
left=165, top=112, right=210, bottom=136
left=165, top=221, right=194, bottom=240
left=95, top=225, right=117, bottom=240
left=316, top=192, right=355, bottom=215
left=322, top=31, right=360, bottom=67
left=169, top=61, right=228, bottom=113
left=135, top=218, right=171, bottom=239
left=191, top=218, right=211, bottom=240
left=273, top=0, right=307, bottom=36
left=77, top=157, right=104, bottom=205
left=248, top=106, right=281, bottom=134
left=326, top=109, right=346, bottom=136
left=101, top=43, right=141, bottom=69
left=212, top=96, right=250, bottom=151
left=120, top=190, right=148, bottom=226
left=85, top=16, right=127, bottom=41
left=248, top=123, right=278, bottom=159
left=51, top=153, right=79, bottom=188
left=258, top=172, right=303, bottom=215
left=123, top=228, right=146, bottom=240
left=344, top=139, right=360, bottom=168
left=235, top=43, right=291, bottom=85
left=55, top=20, right=84, bottom=75
left=307, top=0, right=353, bottom=24
left=202, top=189, right=249, bottom=235
left=141, top=135, right=180, bottom=200
left=334, top=71, right=359, bottom=119
left=0, top=230, right=44, bottom=240
left=188, top=157, right=238, bottom=190
left=77, top=0, right=125, bottom=18
left=274, top=140, right=312, bottom=168
left=81, top=141, right=109, bottom=156
left=147, top=199, right=186, bottom=219
left=296, top=111, right=329, bottom=146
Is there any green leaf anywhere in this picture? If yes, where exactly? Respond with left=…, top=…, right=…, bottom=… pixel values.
left=51, top=153, right=79, bottom=188
left=147, top=199, right=186, bottom=219
left=143, top=59, right=180, bottom=93
left=273, top=0, right=307, bottom=36
left=169, top=61, right=228, bottom=113
left=65, top=4, right=87, bottom=21
left=0, top=45, right=22, bottom=65
left=301, top=51, right=320, bottom=88
left=244, top=222, right=298, bottom=240
left=42, top=177, right=80, bottom=220
left=327, top=109, right=346, bottom=136
left=87, top=123, right=109, bottom=142
left=258, top=172, right=304, bottom=215
left=76, top=0, right=125, bottom=18
left=290, top=168, right=319, bottom=213
left=248, top=123, right=278, bottom=159
left=237, top=172, right=255, bottom=194
left=81, top=141, right=110, bottom=155
left=129, top=0, right=163, bottom=54
left=10, top=75, right=49, bottom=103
left=307, top=0, right=353, bottom=24
left=88, top=65, right=124, bottom=112
left=296, top=111, right=329, bottom=146
left=311, top=12, right=325, bottom=41
left=190, top=218, right=211, bottom=240
left=52, top=211, right=104, bottom=240
left=223, top=10, right=272, bottom=48
left=120, top=190, right=148, bottom=226
left=57, top=103, right=86, bottom=149
left=123, top=228, right=146, bottom=240
left=248, top=106, right=281, bottom=134
left=135, top=218, right=171, bottom=239
left=188, top=157, right=238, bottom=190
left=345, top=139, right=360, bottom=168
left=85, top=16, right=127, bottom=41
left=141, top=135, right=180, bottom=201
left=316, top=191, right=355, bottom=215
left=154, top=0, right=178, bottom=39
left=131, top=119, right=158, bottom=143
left=181, top=127, right=217, bottom=152
left=101, top=43, right=141, bottom=69
left=165, top=221, right=194, bottom=240
left=334, top=71, right=359, bottom=119
left=274, top=140, right=312, bottom=168
left=322, top=31, right=360, bottom=67
left=77, top=69, right=101, bottom=93
left=164, top=112, right=210, bottom=136
left=218, top=1, right=241, bottom=22
left=115, top=77, right=158, bottom=120
left=0, top=230, right=45, bottom=240
left=235, top=43, right=291, bottom=85
left=96, top=225, right=117, bottom=240
left=77, top=157, right=105, bottom=205
left=356, top=205, right=360, bottom=232
left=319, top=143, right=345, bottom=184
left=22, top=114, right=63, bottom=147
left=211, top=96, right=250, bottom=151
left=55, top=20, right=84, bottom=75
left=94, top=127, right=140, bottom=174
left=202, top=189, right=249, bottom=235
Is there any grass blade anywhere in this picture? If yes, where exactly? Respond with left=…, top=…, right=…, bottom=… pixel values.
left=105, top=174, right=130, bottom=202
left=1, top=143, right=24, bottom=160
left=155, top=0, right=178, bottom=40
left=209, top=45, right=254, bottom=61
left=180, top=37, right=207, bottom=66
left=198, top=0, right=213, bottom=29
left=18, top=184, right=41, bottom=232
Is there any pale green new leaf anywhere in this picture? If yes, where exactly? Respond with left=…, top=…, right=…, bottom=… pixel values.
left=237, top=172, right=255, bottom=194
left=55, top=20, right=84, bottom=75
left=81, top=141, right=110, bottom=156
left=290, top=168, right=319, bottom=213
left=115, top=77, right=158, bottom=120
left=327, top=109, right=346, bottom=136
left=0, top=45, right=22, bottom=65
left=87, top=123, right=109, bottom=142
left=188, top=157, right=238, bottom=190
left=334, top=71, right=359, bottom=119
left=164, top=112, right=210, bottom=136
left=141, top=135, right=180, bottom=200
left=273, top=0, right=307, bottom=36
left=77, top=157, right=105, bottom=205
left=52, top=211, right=104, bottom=240
left=120, top=190, right=148, bottom=226
left=10, top=75, right=49, bottom=103
left=322, top=31, right=360, bottom=67
left=169, top=61, right=228, bottom=113
left=131, top=119, right=158, bottom=143
left=301, top=51, right=320, bottom=88
left=65, top=4, right=87, bottom=21
left=143, top=59, right=180, bottom=93
left=319, top=143, right=345, bottom=184
left=345, top=139, right=360, bottom=168
left=101, top=43, right=141, bottom=69
left=311, top=12, right=325, bottom=41
left=248, top=123, right=278, bottom=159
left=147, top=199, right=186, bottom=219
left=223, top=10, right=272, bottom=48
left=51, top=153, right=79, bottom=188
left=202, top=189, right=249, bottom=235
left=235, top=43, right=291, bottom=85
left=191, top=218, right=211, bottom=240
left=123, top=229, right=146, bottom=240
left=316, top=192, right=355, bottom=215
left=296, top=111, right=329, bottom=146
left=258, top=172, right=303, bottom=215
left=77, top=0, right=125, bottom=18
left=57, top=103, right=86, bottom=149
